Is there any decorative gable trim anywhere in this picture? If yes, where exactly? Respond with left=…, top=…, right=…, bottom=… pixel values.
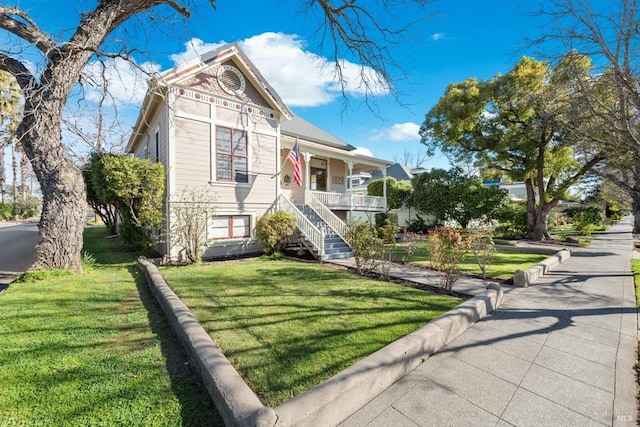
left=171, top=87, right=278, bottom=120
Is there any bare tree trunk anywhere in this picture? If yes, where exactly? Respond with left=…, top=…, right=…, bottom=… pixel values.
left=0, top=142, right=5, bottom=204
left=19, top=99, right=86, bottom=273
left=631, top=181, right=640, bottom=234
left=524, top=177, right=559, bottom=240
left=20, top=149, right=28, bottom=199
left=11, top=140, right=16, bottom=206
left=525, top=178, right=537, bottom=237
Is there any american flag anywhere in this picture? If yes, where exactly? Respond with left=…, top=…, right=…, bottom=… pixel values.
left=287, top=140, right=303, bottom=187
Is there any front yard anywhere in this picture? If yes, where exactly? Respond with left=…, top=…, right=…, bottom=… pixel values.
left=160, top=260, right=462, bottom=407
left=393, top=243, right=549, bottom=280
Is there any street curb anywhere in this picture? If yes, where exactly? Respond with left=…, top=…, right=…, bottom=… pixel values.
left=138, top=257, right=503, bottom=427
left=513, top=248, right=571, bottom=287
left=137, top=257, right=278, bottom=427
left=274, top=283, right=504, bottom=427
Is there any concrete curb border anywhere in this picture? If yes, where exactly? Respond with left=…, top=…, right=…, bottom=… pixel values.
left=138, top=257, right=277, bottom=427
left=138, top=257, right=504, bottom=427
left=513, top=248, right=571, bottom=287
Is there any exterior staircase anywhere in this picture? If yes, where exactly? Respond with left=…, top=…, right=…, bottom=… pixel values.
left=295, top=205, right=352, bottom=260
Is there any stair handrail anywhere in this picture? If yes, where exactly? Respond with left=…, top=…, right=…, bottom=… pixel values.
left=304, top=190, right=349, bottom=244
left=277, top=195, right=324, bottom=256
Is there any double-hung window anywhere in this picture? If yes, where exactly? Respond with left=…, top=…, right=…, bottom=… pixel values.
left=209, top=215, right=251, bottom=240
left=216, top=126, right=248, bottom=183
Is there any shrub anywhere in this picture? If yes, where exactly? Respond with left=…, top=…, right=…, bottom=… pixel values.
left=374, top=212, right=398, bottom=228
left=256, top=211, right=296, bottom=255
left=345, top=220, right=385, bottom=276
left=494, top=202, right=527, bottom=237
left=405, top=214, right=435, bottom=234
left=468, top=230, right=495, bottom=279
left=428, top=227, right=470, bottom=294
left=118, top=221, right=151, bottom=251
left=13, top=194, right=41, bottom=219
left=398, top=231, right=425, bottom=264
left=564, top=204, right=604, bottom=235
left=0, top=202, right=12, bottom=220
left=86, top=153, right=165, bottom=251
left=376, top=223, right=398, bottom=244
left=171, top=188, right=218, bottom=264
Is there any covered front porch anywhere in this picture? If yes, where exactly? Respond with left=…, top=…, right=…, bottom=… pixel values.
left=279, top=136, right=390, bottom=214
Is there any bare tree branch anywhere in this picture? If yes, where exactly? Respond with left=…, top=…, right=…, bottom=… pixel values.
left=0, top=7, right=58, bottom=57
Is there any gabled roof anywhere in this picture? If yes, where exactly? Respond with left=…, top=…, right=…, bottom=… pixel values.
left=368, top=163, right=414, bottom=182
left=160, top=42, right=292, bottom=119
left=281, top=115, right=355, bottom=151
left=127, top=43, right=293, bottom=153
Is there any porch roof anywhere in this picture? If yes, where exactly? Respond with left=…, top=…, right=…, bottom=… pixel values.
left=281, top=115, right=390, bottom=172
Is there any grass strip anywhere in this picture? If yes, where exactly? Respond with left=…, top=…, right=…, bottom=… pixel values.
left=632, top=259, right=640, bottom=309
left=394, top=243, right=548, bottom=280
left=160, top=260, right=461, bottom=407
left=0, top=227, right=222, bottom=426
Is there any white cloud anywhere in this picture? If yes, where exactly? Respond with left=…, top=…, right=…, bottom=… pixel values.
left=351, top=146, right=374, bottom=157
left=170, top=33, right=391, bottom=107
left=169, top=38, right=227, bottom=64
left=81, top=57, right=160, bottom=106
left=431, top=33, right=445, bottom=41
left=370, top=122, right=421, bottom=142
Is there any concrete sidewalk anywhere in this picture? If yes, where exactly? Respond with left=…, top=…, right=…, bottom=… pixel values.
left=340, top=219, right=638, bottom=426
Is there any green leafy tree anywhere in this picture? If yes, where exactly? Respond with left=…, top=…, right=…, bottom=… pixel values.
left=367, top=177, right=413, bottom=211
left=420, top=55, right=606, bottom=240
left=83, top=152, right=118, bottom=234
left=87, top=153, right=164, bottom=250
left=410, top=168, right=508, bottom=228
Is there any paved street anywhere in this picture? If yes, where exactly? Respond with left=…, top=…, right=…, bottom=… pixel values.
left=341, top=218, right=638, bottom=427
left=0, top=221, right=39, bottom=285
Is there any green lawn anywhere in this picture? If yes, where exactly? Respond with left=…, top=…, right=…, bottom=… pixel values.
left=0, top=227, right=222, bottom=426
left=160, top=260, right=462, bottom=407
left=395, top=244, right=548, bottom=280
left=549, top=224, right=608, bottom=246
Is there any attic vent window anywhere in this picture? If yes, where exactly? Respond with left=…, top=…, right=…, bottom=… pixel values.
left=217, top=65, right=246, bottom=95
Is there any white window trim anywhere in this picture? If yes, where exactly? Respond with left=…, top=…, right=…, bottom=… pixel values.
left=207, top=211, right=256, bottom=243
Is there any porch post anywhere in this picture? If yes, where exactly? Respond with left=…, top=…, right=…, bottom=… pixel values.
left=303, top=151, right=312, bottom=204
left=382, top=166, right=387, bottom=211
left=347, top=160, right=354, bottom=220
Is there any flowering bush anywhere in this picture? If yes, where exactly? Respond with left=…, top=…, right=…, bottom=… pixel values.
left=428, top=226, right=470, bottom=293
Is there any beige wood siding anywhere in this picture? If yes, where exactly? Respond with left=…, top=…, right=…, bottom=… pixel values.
left=174, top=117, right=211, bottom=190
left=175, top=96, right=210, bottom=117
left=329, top=158, right=347, bottom=193
left=216, top=107, right=248, bottom=128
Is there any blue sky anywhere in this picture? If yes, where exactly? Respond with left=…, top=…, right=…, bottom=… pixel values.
left=9, top=0, right=556, bottom=169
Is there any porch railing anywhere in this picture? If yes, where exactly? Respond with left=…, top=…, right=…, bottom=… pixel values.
left=309, top=190, right=386, bottom=211
left=305, top=190, right=348, bottom=242
left=278, top=194, right=324, bottom=257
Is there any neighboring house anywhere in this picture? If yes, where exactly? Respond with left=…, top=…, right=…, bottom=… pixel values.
left=348, top=163, right=432, bottom=227
left=483, top=179, right=527, bottom=201
left=126, top=43, right=390, bottom=261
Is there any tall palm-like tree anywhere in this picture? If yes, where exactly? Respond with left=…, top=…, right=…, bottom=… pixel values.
left=0, top=71, right=22, bottom=205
